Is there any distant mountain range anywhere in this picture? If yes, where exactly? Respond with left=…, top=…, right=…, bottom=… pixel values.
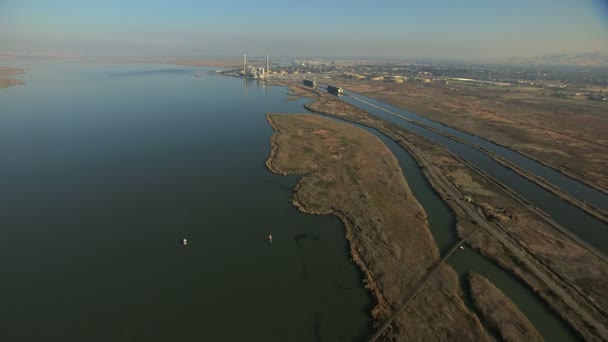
left=507, top=51, right=608, bottom=66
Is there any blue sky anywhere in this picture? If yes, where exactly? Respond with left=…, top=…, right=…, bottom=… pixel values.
left=1, top=0, right=607, bottom=60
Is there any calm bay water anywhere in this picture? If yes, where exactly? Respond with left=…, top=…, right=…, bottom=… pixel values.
left=0, top=62, right=372, bottom=341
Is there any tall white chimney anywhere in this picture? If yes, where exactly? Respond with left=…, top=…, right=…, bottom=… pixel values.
left=266, top=53, right=270, bottom=74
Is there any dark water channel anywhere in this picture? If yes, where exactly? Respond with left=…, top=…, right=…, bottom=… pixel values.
left=342, top=90, right=608, bottom=212
left=336, top=91, right=608, bottom=255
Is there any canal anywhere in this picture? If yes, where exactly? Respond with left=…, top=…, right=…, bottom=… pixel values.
left=336, top=91, right=608, bottom=254
left=343, top=90, right=608, bottom=212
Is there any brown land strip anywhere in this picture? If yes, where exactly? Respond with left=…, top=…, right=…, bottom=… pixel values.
left=333, top=79, right=608, bottom=193
left=266, top=114, right=490, bottom=341
left=292, top=85, right=608, bottom=340
left=468, top=273, right=543, bottom=342
left=0, top=66, right=25, bottom=89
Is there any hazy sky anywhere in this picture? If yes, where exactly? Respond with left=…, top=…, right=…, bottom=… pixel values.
left=1, top=0, right=607, bottom=60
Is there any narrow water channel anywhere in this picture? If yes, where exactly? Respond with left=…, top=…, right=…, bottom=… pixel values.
left=335, top=91, right=608, bottom=255
left=315, top=113, right=580, bottom=341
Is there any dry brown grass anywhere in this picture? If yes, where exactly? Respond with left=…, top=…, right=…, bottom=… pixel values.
left=469, top=273, right=543, bottom=342
left=267, top=113, right=489, bottom=341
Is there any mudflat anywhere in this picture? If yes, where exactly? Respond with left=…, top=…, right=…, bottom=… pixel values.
left=0, top=66, right=25, bottom=89
left=266, top=113, right=489, bottom=340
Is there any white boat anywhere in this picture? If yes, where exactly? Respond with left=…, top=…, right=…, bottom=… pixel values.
left=182, top=238, right=188, bottom=246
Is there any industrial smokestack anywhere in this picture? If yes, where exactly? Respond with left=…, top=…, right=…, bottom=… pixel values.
left=266, top=53, right=270, bottom=74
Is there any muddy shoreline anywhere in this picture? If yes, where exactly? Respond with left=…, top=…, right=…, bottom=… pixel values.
left=266, top=113, right=410, bottom=328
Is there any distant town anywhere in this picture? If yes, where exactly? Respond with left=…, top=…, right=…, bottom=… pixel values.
left=221, top=55, right=608, bottom=101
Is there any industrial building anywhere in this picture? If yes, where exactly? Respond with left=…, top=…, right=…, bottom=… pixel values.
left=303, top=79, right=316, bottom=87
left=327, top=85, right=344, bottom=95
left=241, top=53, right=272, bottom=79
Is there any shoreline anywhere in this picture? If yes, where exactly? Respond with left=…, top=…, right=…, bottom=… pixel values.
left=266, top=114, right=391, bottom=325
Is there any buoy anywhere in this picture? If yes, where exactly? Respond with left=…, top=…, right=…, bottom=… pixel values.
left=268, top=234, right=273, bottom=244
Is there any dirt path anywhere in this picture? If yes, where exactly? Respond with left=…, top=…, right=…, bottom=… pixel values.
left=369, top=232, right=478, bottom=341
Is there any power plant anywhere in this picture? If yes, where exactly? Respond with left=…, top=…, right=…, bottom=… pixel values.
left=241, top=52, right=272, bottom=79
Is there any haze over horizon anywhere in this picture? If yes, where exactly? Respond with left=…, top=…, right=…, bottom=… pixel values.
left=1, top=0, right=608, bottom=61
